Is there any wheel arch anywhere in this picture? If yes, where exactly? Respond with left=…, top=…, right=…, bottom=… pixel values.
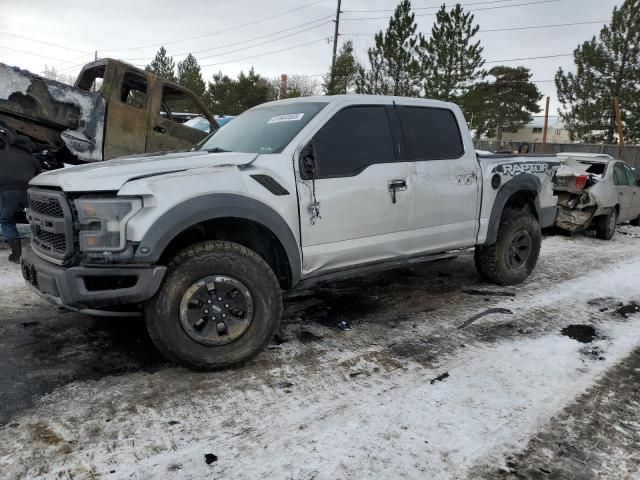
left=134, top=194, right=301, bottom=290
left=484, top=174, right=542, bottom=246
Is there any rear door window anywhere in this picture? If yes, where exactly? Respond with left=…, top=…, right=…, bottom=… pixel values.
left=312, top=105, right=395, bottom=178
left=396, top=106, right=464, bottom=161
left=623, top=164, right=638, bottom=186
left=613, top=163, right=627, bottom=186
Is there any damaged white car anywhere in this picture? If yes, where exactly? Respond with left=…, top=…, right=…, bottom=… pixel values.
left=554, top=155, right=640, bottom=239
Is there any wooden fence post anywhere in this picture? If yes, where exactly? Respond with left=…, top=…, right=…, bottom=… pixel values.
left=542, top=96, right=550, bottom=153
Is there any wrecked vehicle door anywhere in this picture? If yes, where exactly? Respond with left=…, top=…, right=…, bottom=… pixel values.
left=146, top=83, right=213, bottom=152
left=553, top=156, right=640, bottom=239
left=0, top=59, right=217, bottom=167
left=623, top=163, right=640, bottom=220
left=102, top=68, right=150, bottom=158
left=613, top=162, right=634, bottom=221
left=614, top=162, right=640, bottom=222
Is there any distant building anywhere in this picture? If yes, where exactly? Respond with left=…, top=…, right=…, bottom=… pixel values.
left=488, top=116, right=571, bottom=144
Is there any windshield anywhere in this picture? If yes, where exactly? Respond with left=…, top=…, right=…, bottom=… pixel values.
left=198, top=102, right=327, bottom=154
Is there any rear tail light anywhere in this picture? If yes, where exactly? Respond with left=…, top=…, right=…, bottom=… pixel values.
left=575, top=174, right=589, bottom=189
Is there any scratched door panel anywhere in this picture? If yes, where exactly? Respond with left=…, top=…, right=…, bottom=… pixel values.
left=296, top=105, right=415, bottom=276
left=396, top=105, right=480, bottom=253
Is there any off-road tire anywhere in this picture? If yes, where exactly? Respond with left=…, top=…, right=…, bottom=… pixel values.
left=474, top=209, right=541, bottom=286
left=146, top=241, right=282, bottom=370
left=595, top=209, right=617, bottom=240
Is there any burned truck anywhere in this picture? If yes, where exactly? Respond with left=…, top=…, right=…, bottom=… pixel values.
left=0, top=59, right=217, bottom=169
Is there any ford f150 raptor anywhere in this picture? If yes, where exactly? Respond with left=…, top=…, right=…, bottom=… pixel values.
left=21, top=95, right=559, bottom=369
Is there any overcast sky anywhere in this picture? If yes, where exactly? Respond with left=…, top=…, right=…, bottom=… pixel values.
left=0, top=0, right=622, bottom=115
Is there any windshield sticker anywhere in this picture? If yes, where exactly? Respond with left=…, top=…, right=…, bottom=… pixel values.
left=267, top=113, right=305, bottom=124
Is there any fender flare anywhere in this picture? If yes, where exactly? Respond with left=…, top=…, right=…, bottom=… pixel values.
left=484, top=174, right=542, bottom=245
left=133, top=193, right=302, bottom=285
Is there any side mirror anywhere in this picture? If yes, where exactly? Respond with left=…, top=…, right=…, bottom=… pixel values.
left=300, top=143, right=316, bottom=180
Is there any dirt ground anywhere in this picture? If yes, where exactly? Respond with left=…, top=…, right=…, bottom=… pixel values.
left=1, top=227, right=640, bottom=479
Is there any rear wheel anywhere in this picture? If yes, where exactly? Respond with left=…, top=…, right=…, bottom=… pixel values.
left=595, top=209, right=618, bottom=240
left=146, top=241, right=282, bottom=370
left=475, top=209, right=541, bottom=286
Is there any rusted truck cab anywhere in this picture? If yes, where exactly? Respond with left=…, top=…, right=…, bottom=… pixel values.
left=0, top=58, right=216, bottom=166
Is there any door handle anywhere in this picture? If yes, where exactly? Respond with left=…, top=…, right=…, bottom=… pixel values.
left=388, top=180, right=407, bottom=204
left=153, top=125, right=167, bottom=134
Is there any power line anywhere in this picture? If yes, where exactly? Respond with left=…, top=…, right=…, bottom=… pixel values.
left=169, top=15, right=333, bottom=58
left=200, top=37, right=330, bottom=67
left=486, top=53, right=573, bottom=63
left=341, top=19, right=607, bottom=36
left=0, top=31, right=91, bottom=55
left=342, top=0, right=565, bottom=21
left=343, top=0, right=532, bottom=13
left=481, top=20, right=606, bottom=32
left=120, top=18, right=333, bottom=62
left=99, top=0, right=328, bottom=53
left=0, top=46, right=73, bottom=63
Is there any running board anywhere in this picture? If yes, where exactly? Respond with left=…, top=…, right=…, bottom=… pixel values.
left=293, top=249, right=472, bottom=291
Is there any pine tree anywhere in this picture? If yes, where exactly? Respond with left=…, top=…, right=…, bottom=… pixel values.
left=324, top=40, right=361, bottom=95
left=355, top=0, right=423, bottom=96
left=355, top=45, right=389, bottom=95
left=421, top=4, right=485, bottom=102
left=556, top=0, right=640, bottom=143
left=145, top=47, right=176, bottom=81
left=463, top=66, right=542, bottom=140
left=204, top=68, right=269, bottom=115
left=177, top=53, right=205, bottom=98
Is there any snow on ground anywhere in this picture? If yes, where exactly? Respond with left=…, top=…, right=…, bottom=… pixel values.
left=1, top=230, right=640, bottom=479
left=0, top=248, right=40, bottom=310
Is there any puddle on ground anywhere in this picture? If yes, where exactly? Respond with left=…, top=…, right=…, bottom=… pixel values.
left=587, top=297, right=623, bottom=312
left=561, top=324, right=597, bottom=343
left=296, top=330, right=324, bottom=343
left=283, top=288, right=382, bottom=327
left=616, top=302, right=640, bottom=318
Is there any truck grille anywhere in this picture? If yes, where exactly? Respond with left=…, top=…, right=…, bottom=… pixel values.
left=32, top=226, right=68, bottom=252
left=27, top=189, right=75, bottom=263
left=30, top=197, right=65, bottom=218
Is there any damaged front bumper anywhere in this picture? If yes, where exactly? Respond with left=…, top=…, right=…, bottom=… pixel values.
left=21, top=246, right=166, bottom=316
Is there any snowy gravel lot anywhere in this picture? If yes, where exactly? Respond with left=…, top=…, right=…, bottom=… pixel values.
left=1, top=228, right=640, bottom=479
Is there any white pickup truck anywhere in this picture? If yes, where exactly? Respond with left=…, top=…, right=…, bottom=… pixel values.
left=21, top=95, right=559, bottom=369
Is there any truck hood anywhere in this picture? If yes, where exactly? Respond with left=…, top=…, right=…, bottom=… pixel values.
left=31, top=150, right=257, bottom=192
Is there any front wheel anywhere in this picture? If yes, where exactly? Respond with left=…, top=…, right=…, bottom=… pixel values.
left=595, top=209, right=617, bottom=240
left=474, top=209, right=541, bottom=286
left=146, top=241, right=282, bottom=370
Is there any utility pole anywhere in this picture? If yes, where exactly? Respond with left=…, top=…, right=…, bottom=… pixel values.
left=613, top=96, right=625, bottom=160
left=330, top=0, right=342, bottom=86
left=280, top=74, right=288, bottom=99
left=541, top=96, right=550, bottom=153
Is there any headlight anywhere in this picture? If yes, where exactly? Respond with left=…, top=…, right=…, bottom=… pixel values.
left=75, top=197, right=142, bottom=252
